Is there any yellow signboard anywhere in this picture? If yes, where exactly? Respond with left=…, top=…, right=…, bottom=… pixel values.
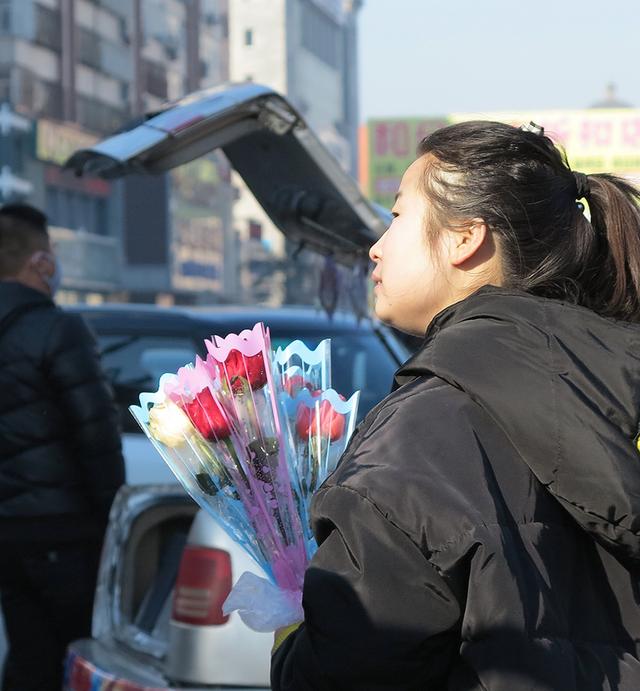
left=365, top=117, right=449, bottom=208
left=36, top=119, right=98, bottom=166
left=449, top=109, right=640, bottom=178
left=365, top=109, right=640, bottom=207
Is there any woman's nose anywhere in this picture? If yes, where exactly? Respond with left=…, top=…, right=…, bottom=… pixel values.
left=369, top=237, right=382, bottom=263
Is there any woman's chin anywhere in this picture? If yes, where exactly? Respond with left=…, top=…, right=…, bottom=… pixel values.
left=374, top=306, right=424, bottom=337
left=374, top=307, right=403, bottom=332
left=372, top=301, right=389, bottom=324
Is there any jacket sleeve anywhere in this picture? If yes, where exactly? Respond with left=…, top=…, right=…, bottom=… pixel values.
left=271, top=484, right=462, bottom=691
left=43, top=312, right=125, bottom=517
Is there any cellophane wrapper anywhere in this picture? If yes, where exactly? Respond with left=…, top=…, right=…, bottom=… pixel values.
left=129, top=323, right=359, bottom=632
left=272, top=339, right=359, bottom=558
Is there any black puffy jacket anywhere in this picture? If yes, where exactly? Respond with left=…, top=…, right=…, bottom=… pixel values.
left=0, top=282, right=125, bottom=544
left=272, top=286, right=640, bottom=691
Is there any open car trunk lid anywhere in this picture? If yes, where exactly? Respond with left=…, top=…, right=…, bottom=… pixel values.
left=64, top=82, right=387, bottom=266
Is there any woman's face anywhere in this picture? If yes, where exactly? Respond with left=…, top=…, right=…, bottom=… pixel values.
left=369, top=155, right=458, bottom=336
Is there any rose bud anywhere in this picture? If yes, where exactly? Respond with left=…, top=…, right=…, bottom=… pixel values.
left=148, top=401, right=194, bottom=447
left=182, top=387, right=231, bottom=441
left=219, top=349, right=268, bottom=393
left=295, top=398, right=346, bottom=442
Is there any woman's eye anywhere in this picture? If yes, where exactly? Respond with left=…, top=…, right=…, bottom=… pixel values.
left=391, top=212, right=399, bottom=219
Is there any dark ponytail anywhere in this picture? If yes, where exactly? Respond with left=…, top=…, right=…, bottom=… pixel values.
left=587, top=174, right=640, bottom=319
left=417, top=121, right=640, bottom=322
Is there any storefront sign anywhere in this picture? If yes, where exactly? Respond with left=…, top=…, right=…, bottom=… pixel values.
left=449, top=109, right=640, bottom=176
left=44, top=165, right=111, bottom=196
left=36, top=119, right=98, bottom=167
left=364, top=109, right=640, bottom=208
left=365, top=117, right=448, bottom=208
left=170, top=155, right=227, bottom=294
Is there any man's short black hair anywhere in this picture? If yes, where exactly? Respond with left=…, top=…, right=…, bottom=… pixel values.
left=0, top=203, right=48, bottom=233
left=0, top=202, right=49, bottom=278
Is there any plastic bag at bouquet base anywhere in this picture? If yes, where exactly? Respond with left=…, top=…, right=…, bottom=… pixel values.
left=222, top=571, right=303, bottom=632
left=129, top=321, right=360, bottom=632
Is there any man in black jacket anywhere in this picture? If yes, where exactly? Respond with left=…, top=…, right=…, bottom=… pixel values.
left=0, top=204, right=125, bottom=691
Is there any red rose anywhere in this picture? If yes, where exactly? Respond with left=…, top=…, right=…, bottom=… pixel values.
left=295, top=397, right=346, bottom=442
left=219, top=349, right=267, bottom=393
left=182, top=387, right=231, bottom=440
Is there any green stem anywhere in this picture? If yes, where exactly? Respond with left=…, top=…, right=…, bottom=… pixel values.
left=223, top=436, right=249, bottom=488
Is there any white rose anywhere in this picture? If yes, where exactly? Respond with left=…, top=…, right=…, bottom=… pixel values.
left=148, top=401, right=194, bottom=447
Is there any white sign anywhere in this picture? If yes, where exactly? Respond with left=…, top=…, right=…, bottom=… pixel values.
left=0, top=166, right=33, bottom=199
left=0, top=103, right=31, bottom=136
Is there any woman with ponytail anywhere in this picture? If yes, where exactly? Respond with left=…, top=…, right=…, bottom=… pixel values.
left=271, top=121, right=640, bottom=691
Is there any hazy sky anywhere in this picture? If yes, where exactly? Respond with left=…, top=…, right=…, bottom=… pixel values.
left=358, top=0, right=638, bottom=120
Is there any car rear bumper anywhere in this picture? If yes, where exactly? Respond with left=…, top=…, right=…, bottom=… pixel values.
left=64, top=639, right=270, bottom=690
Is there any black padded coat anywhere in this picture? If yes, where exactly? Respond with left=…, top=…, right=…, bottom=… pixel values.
left=0, top=281, right=125, bottom=544
left=272, top=286, right=640, bottom=691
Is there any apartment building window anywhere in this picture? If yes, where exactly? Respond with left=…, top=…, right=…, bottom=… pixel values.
left=244, top=28, right=253, bottom=46
left=76, top=94, right=126, bottom=134
left=46, top=186, right=108, bottom=237
left=118, top=15, right=130, bottom=44
left=0, top=67, right=9, bottom=101
left=34, top=3, right=61, bottom=51
left=12, top=66, right=63, bottom=119
left=248, top=219, right=262, bottom=241
left=301, top=3, right=340, bottom=69
left=142, top=59, right=168, bottom=100
left=0, top=2, right=11, bottom=33
left=77, top=28, right=102, bottom=71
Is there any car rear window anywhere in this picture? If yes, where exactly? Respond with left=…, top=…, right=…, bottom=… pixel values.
left=98, top=334, right=200, bottom=433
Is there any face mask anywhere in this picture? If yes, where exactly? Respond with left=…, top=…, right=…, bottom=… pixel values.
left=31, top=251, right=62, bottom=297
left=43, top=253, right=62, bottom=296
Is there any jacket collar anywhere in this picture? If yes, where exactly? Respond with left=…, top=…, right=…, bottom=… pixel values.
left=393, top=286, right=640, bottom=561
left=395, top=285, right=507, bottom=389
left=0, top=281, right=53, bottom=322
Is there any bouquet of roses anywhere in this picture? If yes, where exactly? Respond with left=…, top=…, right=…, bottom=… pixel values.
left=129, top=323, right=359, bottom=631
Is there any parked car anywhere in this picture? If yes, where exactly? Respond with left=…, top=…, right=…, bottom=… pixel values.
left=59, top=81, right=405, bottom=690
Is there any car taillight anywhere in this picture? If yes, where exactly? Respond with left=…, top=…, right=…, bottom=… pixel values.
left=172, top=545, right=232, bottom=626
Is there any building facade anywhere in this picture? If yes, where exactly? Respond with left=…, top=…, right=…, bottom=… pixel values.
left=0, top=0, right=236, bottom=304
left=227, top=0, right=363, bottom=305
left=0, top=0, right=363, bottom=306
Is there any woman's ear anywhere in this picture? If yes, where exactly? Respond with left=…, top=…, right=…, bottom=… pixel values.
left=448, top=219, right=489, bottom=267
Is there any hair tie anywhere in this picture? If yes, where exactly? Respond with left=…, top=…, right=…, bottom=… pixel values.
left=573, top=171, right=590, bottom=199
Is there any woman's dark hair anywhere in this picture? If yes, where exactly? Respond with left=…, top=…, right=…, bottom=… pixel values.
left=417, top=120, right=640, bottom=322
